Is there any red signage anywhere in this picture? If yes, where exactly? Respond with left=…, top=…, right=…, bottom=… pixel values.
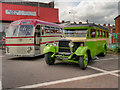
left=0, top=3, right=59, bottom=23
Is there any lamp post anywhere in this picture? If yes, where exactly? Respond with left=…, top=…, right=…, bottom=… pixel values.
left=69, top=11, right=75, bottom=22
left=38, top=2, right=39, bottom=17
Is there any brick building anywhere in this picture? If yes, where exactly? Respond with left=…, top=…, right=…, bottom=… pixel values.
left=114, top=15, right=120, bottom=43
left=114, top=15, right=120, bottom=33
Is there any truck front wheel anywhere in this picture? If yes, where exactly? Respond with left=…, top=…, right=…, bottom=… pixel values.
left=45, top=52, right=55, bottom=65
left=79, top=55, right=88, bottom=70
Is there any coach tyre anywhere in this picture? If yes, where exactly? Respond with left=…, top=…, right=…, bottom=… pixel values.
left=79, top=55, right=88, bottom=70
left=45, top=52, right=55, bottom=65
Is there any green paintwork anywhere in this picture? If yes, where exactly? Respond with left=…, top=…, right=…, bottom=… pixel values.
left=56, top=59, right=78, bottom=63
left=43, top=44, right=58, bottom=54
left=74, top=46, right=89, bottom=56
left=83, top=53, right=88, bottom=67
left=43, top=25, right=108, bottom=67
left=85, top=40, right=107, bottom=58
left=64, top=26, right=89, bottom=30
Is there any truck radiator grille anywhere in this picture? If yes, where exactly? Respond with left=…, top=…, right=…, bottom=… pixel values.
left=59, top=41, right=70, bottom=53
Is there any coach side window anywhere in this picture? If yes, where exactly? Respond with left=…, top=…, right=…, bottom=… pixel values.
left=91, top=29, right=96, bottom=38
left=101, top=31, right=103, bottom=37
left=107, top=32, right=109, bottom=38
left=104, top=31, right=106, bottom=37
left=41, top=26, right=45, bottom=35
left=97, top=30, right=99, bottom=38
left=45, top=26, right=50, bottom=33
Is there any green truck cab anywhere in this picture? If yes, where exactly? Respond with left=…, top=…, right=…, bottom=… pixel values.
left=43, top=23, right=109, bottom=70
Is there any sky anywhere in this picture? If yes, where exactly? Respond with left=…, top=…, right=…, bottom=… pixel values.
left=24, top=0, right=119, bottom=24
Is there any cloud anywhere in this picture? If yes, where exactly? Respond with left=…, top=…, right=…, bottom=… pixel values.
left=24, top=0, right=119, bottom=24
left=55, top=0, right=119, bottom=24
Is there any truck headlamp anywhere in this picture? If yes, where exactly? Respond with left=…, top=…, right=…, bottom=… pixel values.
left=52, top=42, right=57, bottom=46
left=69, top=41, right=74, bottom=47
left=80, top=43, right=84, bottom=46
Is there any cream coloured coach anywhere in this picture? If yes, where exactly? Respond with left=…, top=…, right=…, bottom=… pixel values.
left=6, top=19, right=63, bottom=57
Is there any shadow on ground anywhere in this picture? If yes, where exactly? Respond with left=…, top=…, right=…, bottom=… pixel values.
left=7, top=55, right=45, bottom=61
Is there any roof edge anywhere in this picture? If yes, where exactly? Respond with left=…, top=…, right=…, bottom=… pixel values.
left=114, top=15, right=120, bottom=20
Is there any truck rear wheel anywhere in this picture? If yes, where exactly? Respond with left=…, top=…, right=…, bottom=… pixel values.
left=101, top=45, right=107, bottom=56
left=45, top=52, right=55, bottom=65
left=79, top=55, right=88, bottom=70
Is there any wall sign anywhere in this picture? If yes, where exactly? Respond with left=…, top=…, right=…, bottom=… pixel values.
left=5, top=10, right=36, bottom=16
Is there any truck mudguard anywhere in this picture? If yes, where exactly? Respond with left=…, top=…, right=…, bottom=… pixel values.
left=75, top=46, right=89, bottom=56
left=43, top=44, right=58, bottom=54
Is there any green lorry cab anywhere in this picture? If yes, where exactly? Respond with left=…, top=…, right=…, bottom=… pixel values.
left=43, top=23, right=109, bottom=70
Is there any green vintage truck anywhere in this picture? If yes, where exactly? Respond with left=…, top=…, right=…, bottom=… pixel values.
left=43, top=23, right=109, bottom=70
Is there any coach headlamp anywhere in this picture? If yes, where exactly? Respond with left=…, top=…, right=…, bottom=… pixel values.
left=27, top=47, right=32, bottom=53
left=6, top=47, right=9, bottom=53
left=69, top=41, right=74, bottom=47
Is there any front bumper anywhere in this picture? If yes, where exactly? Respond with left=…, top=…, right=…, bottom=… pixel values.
left=6, top=53, right=35, bottom=57
left=53, top=52, right=78, bottom=63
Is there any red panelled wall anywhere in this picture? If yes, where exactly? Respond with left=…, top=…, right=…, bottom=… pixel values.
left=0, top=3, right=59, bottom=23
left=39, top=7, right=59, bottom=23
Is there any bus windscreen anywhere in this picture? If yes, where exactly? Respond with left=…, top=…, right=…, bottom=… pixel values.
left=19, top=25, right=33, bottom=36
left=64, top=29, right=88, bottom=37
left=7, top=25, right=33, bottom=37
left=7, top=26, right=19, bottom=37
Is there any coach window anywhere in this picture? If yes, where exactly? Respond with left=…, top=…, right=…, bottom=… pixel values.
left=59, top=28, right=63, bottom=34
left=107, top=32, right=109, bottom=38
left=91, top=29, right=96, bottom=38
left=96, top=30, right=99, bottom=38
left=101, top=31, right=103, bottom=37
left=100, top=30, right=102, bottom=37
left=98, top=30, right=100, bottom=37
left=50, top=27, right=54, bottom=33
left=55, top=28, right=58, bottom=34
left=104, top=31, right=106, bottom=37
left=103, top=31, right=105, bottom=37
left=87, top=31, right=89, bottom=38
left=56, top=28, right=62, bottom=34
left=41, top=26, right=45, bottom=35
left=45, top=26, right=51, bottom=33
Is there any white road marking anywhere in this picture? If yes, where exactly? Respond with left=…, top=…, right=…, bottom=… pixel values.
left=0, top=56, right=3, bottom=58
left=0, top=55, right=6, bottom=58
left=88, top=66, right=119, bottom=77
left=111, top=70, right=120, bottom=73
left=94, top=58, right=118, bottom=61
left=18, top=70, right=118, bottom=88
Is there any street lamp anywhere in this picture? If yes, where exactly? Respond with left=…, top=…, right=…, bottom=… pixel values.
left=38, top=2, right=39, bottom=17
left=69, top=11, right=75, bottom=22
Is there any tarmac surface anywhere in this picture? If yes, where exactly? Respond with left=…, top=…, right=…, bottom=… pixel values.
left=1, top=49, right=119, bottom=89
